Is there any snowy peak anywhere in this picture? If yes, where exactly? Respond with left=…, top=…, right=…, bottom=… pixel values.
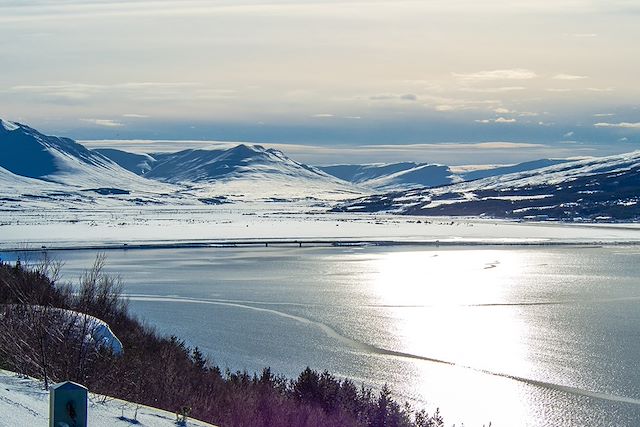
left=124, top=144, right=338, bottom=184
left=98, top=143, right=364, bottom=200
left=0, top=118, right=176, bottom=194
left=0, top=119, right=19, bottom=131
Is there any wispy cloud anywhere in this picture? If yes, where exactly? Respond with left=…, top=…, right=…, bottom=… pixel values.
left=495, top=117, right=516, bottom=123
left=359, top=142, right=541, bottom=151
left=476, top=117, right=517, bottom=124
left=594, top=122, right=640, bottom=129
left=7, top=81, right=201, bottom=101
left=369, top=93, right=418, bottom=101
left=122, top=113, right=150, bottom=118
left=458, top=86, right=526, bottom=93
left=552, top=74, right=588, bottom=80
left=81, top=118, right=124, bottom=127
left=453, top=69, right=537, bottom=81
left=311, top=113, right=334, bottom=118
left=567, top=33, right=598, bottom=38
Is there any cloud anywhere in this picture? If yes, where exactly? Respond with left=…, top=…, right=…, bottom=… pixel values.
left=122, top=114, right=150, bottom=118
left=311, top=113, right=334, bottom=118
left=476, top=117, right=516, bottom=124
left=458, top=86, right=526, bottom=93
left=568, top=33, right=598, bottom=38
left=545, top=88, right=573, bottom=92
left=594, top=122, right=640, bottom=129
left=494, top=107, right=511, bottom=114
left=552, top=74, right=588, bottom=80
left=453, top=69, right=537, bottom=81
left=563, top=131, right=575, bottom=138
left=586, top=87, right=614, bottom=92
left=495, top=117, right=516, bottom=123
left=81, top=118, right=124, bottom=127
left=8, top=81, right=201, bottom=102
left=400, top=93, right=418, bottom=101
left=593, top=113, right=614, bottom=117
left=369, top=93, right=418, bottom=101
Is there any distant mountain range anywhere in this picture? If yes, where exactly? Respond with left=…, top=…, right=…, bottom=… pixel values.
left=0, top=119, right=361, bottom=206
left=337, top=152, right=640, bottom=221
left=316, top=159, right=572, bottom=190
left=2, top=118, right=639, bottom=220
left=317, top=163, right=457, bottom=190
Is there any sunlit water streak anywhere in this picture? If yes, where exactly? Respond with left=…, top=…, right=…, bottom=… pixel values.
left=126, top=294, right=640, bottom=407
left=4, top=245, right=640, bottom=426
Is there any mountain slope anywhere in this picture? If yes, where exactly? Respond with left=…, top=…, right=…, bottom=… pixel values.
left=0, top=119, right=185, bottom=208
left=93, top=148, right=157, bottom=175
left=337, top=151, right=640, bottom=221
left=460, top=159, right=570, bottom=181
left=318, top=163, right=421, bottom=183
left=318, top=162, right=457, bottom=190
left=0, top=119, right=172, bottom=192
left=100, top=144, right=365, bottom=200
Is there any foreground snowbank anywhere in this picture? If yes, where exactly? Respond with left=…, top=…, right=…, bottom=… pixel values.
left=0, top=370, right=216, bottom=427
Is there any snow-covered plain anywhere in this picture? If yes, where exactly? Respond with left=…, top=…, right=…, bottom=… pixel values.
left=0, top=370, right=216, bottom=427
left=2, top=203, right=640, bottom=251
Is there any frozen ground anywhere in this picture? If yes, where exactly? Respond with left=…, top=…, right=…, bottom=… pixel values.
left=0, top=370, right=216, bottom=427
left=1, top=202, right=640, bottom=251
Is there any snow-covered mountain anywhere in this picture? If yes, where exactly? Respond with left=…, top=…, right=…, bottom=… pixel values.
left=460, top=158, right=570, bottom=181
left=1, top=119, right=364, bottom=204
left=0, top=119, right=173, bottom=193
left=100, top=144, right=365, bottom=200
left=318, top=162, right=457, bottom=190
left=337, top=151, right=640, bottom=221
left=0, top=119, right=187, bottom=208
left=319, top=159, right=576, bottom=190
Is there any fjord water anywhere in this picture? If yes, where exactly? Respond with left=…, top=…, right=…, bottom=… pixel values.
left=10, top=245, right=640, bottom=426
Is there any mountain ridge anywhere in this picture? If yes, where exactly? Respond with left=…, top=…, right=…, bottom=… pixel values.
left=336, top=151, right=640, bottom=221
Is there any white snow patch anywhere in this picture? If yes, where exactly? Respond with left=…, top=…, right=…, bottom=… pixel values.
left=0, top=119, right=19, bottom=131
left=0, top=370, right=217, bottom=427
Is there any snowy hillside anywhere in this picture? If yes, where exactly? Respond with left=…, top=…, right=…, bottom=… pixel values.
left=0, top=370, right=216, bottom=427
left=460, top=158, right=570, bottom=181
left=0, top=119, right=170, bottom=191
left=93, top=148, right=157, bottom=175
left=318, top=162, right=457, bottom=190
left=100, top=144, right=366, bottom=201
left=338, top=151, right=640, bottom=221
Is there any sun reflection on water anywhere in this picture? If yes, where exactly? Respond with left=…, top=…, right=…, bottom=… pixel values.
left=367, top=249, right=538, bottom=423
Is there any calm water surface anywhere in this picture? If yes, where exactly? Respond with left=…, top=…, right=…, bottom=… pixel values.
left=4, top=245, right=640, bottom=426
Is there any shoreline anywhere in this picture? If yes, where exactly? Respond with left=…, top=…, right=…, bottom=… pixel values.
left=2, top=238, right=640, bottom=253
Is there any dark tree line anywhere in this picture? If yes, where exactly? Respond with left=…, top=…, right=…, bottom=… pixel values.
left=0, top=257, right=445, bottom=427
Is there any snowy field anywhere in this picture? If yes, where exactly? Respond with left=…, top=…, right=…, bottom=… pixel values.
left=1, top=202, right=640, bottom=251
left=0, top=370, right=216, bottom=427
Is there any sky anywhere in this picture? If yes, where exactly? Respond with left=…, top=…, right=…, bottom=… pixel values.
left=1, top=0, right=639, bottom=165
